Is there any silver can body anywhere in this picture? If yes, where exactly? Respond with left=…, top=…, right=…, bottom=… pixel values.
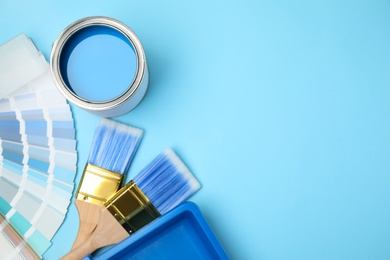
left=50, top=16, right=148, bottom=117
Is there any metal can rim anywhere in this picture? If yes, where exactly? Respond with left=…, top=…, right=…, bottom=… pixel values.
left=50, top=16, right=147, bottom=111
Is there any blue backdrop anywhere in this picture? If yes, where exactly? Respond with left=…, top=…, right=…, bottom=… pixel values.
left=1, top=0, right=390, bottom=259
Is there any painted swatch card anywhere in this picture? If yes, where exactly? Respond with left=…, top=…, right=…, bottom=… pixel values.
left=0, top=34, right=78, bottom=258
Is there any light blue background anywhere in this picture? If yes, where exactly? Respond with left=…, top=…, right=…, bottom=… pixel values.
left=1, top=0, right=390, bottom=259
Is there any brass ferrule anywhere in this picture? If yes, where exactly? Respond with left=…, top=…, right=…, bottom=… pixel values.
left=76, top=163, right=124, bottom=205
left=104, top=181, right=161, bottom=234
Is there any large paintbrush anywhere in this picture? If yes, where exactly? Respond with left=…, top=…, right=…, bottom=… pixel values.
left=71, top=118, right=142, bottom=249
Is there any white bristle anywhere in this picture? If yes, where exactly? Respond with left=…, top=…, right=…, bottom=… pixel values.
left=88, top=118, right=143, bottom=174
left=164, top=148, right=201, bottom=191
left=133, top=149, right=201, bottom=214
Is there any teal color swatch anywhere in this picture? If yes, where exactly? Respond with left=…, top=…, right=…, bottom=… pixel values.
left=9, top=212, right=32, bottom=234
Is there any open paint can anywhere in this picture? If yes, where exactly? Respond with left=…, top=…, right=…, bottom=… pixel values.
left=50, top=16, right=148, bottom=117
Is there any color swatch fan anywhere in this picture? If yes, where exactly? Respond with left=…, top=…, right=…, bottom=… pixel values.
left=0, top=34, right=78, bottom=259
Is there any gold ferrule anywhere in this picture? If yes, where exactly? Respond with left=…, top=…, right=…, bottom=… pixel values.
left=104, top=181, right=161, bottom=234
left=76, top=163, right=124, bottom=205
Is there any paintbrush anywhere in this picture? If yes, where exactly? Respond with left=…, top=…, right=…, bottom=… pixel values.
left=71, top=118, right=143, bottom=250
left=62, top=149, right=201, bottom=259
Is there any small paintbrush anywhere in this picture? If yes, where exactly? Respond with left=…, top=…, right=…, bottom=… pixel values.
left=71, top=118, right=143, bottom=250
left=62, top=149, right=201, bottom=259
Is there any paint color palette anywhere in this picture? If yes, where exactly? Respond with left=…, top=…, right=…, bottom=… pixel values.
left=0, top=34, right=77, bottom=258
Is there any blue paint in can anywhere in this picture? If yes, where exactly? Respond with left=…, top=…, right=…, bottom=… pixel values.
left=59, top=25, right=137, bottom=102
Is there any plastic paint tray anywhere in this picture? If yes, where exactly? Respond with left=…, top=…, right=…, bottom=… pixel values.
left=83, top=202, right=228, bottom=260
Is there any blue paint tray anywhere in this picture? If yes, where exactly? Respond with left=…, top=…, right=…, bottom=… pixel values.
left=83, top=202, right=228, bottom=260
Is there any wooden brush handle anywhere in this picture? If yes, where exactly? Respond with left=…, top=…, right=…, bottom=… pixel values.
left=72, top=200, right=102, bottom=249
left=62, top=206, right=129, bottom=260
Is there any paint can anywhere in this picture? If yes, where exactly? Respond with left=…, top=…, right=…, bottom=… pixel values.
left=50, top=16, right=148, bottom=117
